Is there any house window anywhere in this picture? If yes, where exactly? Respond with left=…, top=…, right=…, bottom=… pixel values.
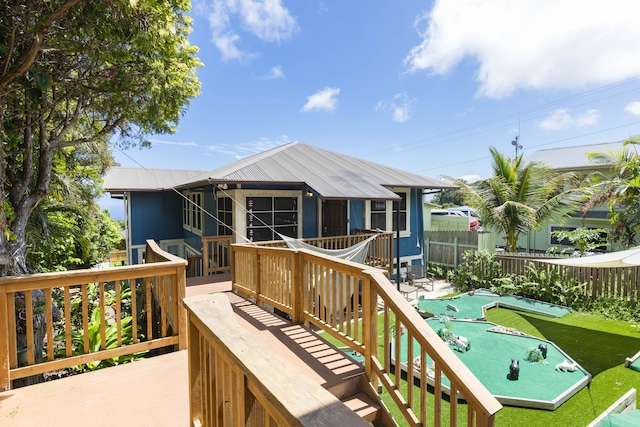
left=550, top=226, right=574, bottom=246
left=217, top=196, right=233, bottom=236
left=370, top=200, right=386, bottom=230
left=183, top=191, right=203, bottom=235
left=392, top=192, right=407, bottom=232
left=367, top=191, right=410, bottom=234
left=246, top=196, right=298, bottom=242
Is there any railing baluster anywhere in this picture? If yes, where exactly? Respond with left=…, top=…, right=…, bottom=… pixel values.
left=25, top=291, right=34, bottom=366
left=64, top=287, right=72, bottom=357
left=99, top=282, right=106, bottom=351
left=82, top=283, right=89, bottom=354
left=130, top=278, right=138, bottom=343
left=7, top=291, right=17, bottom=369
left=145, top=276, right=153, bottom=341
left=45, top=288, right=53, bottom=361
left=116, top=280, right=122, bottom=346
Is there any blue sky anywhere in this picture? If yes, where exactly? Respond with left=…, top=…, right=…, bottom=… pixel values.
left=104, top=0, right=640, bottom=217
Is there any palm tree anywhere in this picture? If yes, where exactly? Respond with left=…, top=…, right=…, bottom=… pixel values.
left=452, top=146, right=588, bottom=252
left=584, top=138, right=640, bottom=247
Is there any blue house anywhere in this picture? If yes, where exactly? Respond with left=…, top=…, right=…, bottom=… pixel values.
left=104, top=142, right=456, bottom=274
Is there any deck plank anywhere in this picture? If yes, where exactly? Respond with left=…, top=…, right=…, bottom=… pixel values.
left=1, top=274, right=366, bottom=426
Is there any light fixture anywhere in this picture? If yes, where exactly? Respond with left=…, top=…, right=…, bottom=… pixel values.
left=306, top=191, right=313, bottom=197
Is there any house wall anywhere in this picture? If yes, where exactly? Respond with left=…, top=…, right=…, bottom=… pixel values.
left=129, top=191, right=184, bottom=262
left=302, top=191, right=318, bottom=238
left=349, top=200, right=365, bottom=232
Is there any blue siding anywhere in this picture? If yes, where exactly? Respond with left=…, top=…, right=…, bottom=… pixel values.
left=396, top=188, right=423, bottom=258
left=350, top=200, right=365, bottom=233
left=130, top=192, right=184, bottom=245
left=302, top=194, right=318, bottom=238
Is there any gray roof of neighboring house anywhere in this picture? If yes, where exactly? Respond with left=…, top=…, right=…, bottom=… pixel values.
left=104, top=141, right=456, bottom=199
left=523, top=141, right=626, bottom=170
left=104, top=167, right=207, bottom=193
left=176, top=141, right=456, bottom=199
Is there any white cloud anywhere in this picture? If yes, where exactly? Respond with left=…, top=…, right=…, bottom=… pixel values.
left=207, top=136, right=291, bottom=159
left=539, top=109, right=600, bottom=130
left=149, top=139, right=198, bottom=147
left=265, top=65, right=285, bottom=79
left=207, top=0, right=298, bottom=61
left=301, top=87, right=340, bottom=112
left=376, top=93, right=416, bottom=123
left=458, top=174, right=480, bottom=183
left=404, top=0, right=640, bottom=98
left=625, top=101, right=640, bottom=115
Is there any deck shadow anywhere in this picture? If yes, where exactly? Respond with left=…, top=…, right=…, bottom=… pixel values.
left=226, top=292, right=364, bottom=392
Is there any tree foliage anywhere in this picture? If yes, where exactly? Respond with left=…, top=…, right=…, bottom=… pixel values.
left=584, top=137, right=640, bottom=247
left=452, top=147, right=588, bottom=252
left=0, top=0, right=201, bottom=274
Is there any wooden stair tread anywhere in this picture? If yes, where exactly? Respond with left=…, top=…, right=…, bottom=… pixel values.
left=341, top=392, right=381, bottom=423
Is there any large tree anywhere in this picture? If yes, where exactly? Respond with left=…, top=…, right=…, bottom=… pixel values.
left=584, top=137, right=640, bottom=247
left=0, top=0, right=201, bottom=275
left=452, top=147, right=588, bottom=252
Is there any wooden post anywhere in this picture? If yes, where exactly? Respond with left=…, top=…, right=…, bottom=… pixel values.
left=0, top=288, right=9, bottom=391
left=363, top=272, right=380, bottom=393
left=290, top=250, right=303, bottom=324
left=177, top=265, right=188, bottom=350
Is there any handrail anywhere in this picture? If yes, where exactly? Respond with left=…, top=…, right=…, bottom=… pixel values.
left=0, top=239, right=187, bottom=391
left=255, top=232, right=394, bottom=276
left=184, top=293, right=371, bottom=427
left=231, top=244, right=502, bottom=427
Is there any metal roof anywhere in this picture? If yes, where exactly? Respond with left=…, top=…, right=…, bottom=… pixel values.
left=523, top=141, right=626, bottom=170
left=104, top=167, right=208, bottom=194
left=177, top=141, right=456, bottom=199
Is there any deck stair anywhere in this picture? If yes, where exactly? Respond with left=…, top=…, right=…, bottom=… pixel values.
left=220, top=291, right=391, bottom=426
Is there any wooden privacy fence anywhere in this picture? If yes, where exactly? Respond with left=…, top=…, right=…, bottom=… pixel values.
left=231, top=244, right=501, bottom=427
left=494, top=254, right=640, bottom=300
left=424, top=231, right=480, bottom=269
left=256, top=231, right=394, bottom=277
left=185, top=293, right=372, bottom=427
left=0, top=239, right=187, bottom=391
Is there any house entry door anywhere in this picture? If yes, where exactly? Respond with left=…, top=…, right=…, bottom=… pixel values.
left=322, top=200, right=347, bottom=237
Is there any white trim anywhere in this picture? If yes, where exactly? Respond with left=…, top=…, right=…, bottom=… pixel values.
left=182, top=190, right=204, bottom=236
left=364, top=188, right=411, bottom=238
left=184, top=242, right=201, bottom=257
left=232, top=189, right=303, bottom=242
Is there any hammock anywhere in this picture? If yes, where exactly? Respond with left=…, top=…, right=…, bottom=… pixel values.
left=277, top=233, right=378, bottom=265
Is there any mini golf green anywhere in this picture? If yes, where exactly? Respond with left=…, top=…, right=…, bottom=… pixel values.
left=415, top=289, right=571, bottom=320
left=391, top=319, right=591, bottom=410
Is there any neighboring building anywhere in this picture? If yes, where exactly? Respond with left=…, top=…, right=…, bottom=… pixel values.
left=512, top=141, right=626, bottom=253
left=104, top=141, right=456, bottom=271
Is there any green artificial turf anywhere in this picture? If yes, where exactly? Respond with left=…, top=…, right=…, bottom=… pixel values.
left=322, top=306, right=640, bottom=426
left=486, top=309, right=640, bottom=427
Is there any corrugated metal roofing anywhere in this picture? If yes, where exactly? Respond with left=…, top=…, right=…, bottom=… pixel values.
left=178, top=141, right=456, bottom=199
left=523, top=141, right=625, bottom=170
left=104, top=167, right=208, bottom=193
left=104, top=142, right=456, bottom=199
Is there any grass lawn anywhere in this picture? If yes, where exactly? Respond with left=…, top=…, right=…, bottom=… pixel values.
left=322, top=307, right=640, bottom=426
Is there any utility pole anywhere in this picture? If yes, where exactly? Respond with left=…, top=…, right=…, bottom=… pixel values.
left=511, top=135, right=522, bottom=157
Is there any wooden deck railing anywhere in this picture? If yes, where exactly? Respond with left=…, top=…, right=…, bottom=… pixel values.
left=184, top=293, right=372, bottom=427
left=0, top=239, right=187, bottom=391
left=187, top=236, right=233, bottom=277
left=231, top=244, right=502, bottom=427
left=255, top=231, right=394, bottom=276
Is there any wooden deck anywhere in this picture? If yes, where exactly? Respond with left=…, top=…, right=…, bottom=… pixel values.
left=1, top=273, right=369, bottom=426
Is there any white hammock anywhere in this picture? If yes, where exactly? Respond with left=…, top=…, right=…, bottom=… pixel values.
left=277, top=233, right=378, bottom=265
